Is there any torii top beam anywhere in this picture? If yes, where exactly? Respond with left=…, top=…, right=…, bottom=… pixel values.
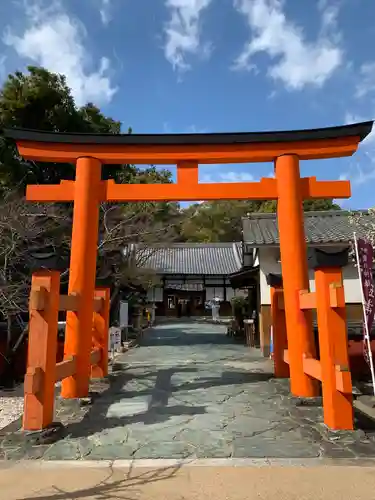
left=3, top=121, right=373, bottom=202
left=4, top=121, right=373, bottom=164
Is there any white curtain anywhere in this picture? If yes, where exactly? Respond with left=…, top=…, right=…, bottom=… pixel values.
left=147, top=286, right=164, bottom=302
left=206, top=287, right=224, bottom=301
left=154, top=286, right=163, bottom=302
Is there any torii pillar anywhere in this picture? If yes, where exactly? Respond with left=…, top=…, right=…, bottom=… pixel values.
left=62, top=157, right=102, bottom=398
left=276, top=154, right=318, bottom=396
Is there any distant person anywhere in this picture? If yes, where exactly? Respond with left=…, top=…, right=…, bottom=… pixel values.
left=212, top=299, right=220, bottom=322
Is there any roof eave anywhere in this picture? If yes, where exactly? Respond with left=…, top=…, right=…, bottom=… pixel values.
left=244, top=241, right=351, bottom=248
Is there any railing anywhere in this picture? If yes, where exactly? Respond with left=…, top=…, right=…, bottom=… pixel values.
left=270, top=266, right=353, bottom=430
left=23, top=271, right=110, bottom=431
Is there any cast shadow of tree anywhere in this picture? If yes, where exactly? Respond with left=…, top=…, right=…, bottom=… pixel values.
left=19, top=462, right=185, bottom=500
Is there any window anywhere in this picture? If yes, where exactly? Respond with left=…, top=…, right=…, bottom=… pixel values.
left=206, top=287, right=224, bottom=301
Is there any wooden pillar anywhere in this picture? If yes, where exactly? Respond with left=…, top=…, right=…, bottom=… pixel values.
left=315, top=268, right=353, bottom=429
left=275, top=154, right=319, bottom=397
left=23, top=271, right=60, bottom=431
left=91, top=288, right=110, bottom=379
left=270, top=287, right=289, bottom=378
left=61, top=157, right=102, bottom=398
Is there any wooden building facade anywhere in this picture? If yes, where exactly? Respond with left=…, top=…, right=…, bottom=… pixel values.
left=137, top=243, right=246, bottom=318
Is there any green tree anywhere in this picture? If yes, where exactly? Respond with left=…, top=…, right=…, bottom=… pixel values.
left=180, top=198, right=340, bottom=242
left=0, top=66, right=181, bottom=226
left=0, top=66, right=180, bottom=370
left=259, top=199, right=340, bottom=213
left=180, top=200, right=263, bottom=242
left=0, top=66, right=123, bottom=188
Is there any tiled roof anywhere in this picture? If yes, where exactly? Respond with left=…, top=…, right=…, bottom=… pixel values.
left=242, top=211, right=375, bottom=247
left=136, top=243, right=243, bottom=275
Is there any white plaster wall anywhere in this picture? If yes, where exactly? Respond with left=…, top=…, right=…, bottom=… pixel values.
left=254, top=250, right=259, bottom=267
left=259, top=247, right=362, bottom=305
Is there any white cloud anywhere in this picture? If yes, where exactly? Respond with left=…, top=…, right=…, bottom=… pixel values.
left=0, top=55, right=6, bottom=80
left=345, top=112, right=375, bottom=145
left=201, top=171, right=254, bottom=183
left=339, top=138, right=375, bottom=189
left=318, top=0, right=341, bottom=39
left=164, top=0, right=213, bottom=72
left=220, top=171, right=254, bottom=182
left=232, top=0, right=343, bottom=90
left=346, top=162, right=375, bottom=187
left=186, top=124, right=207, bottom=133
left=356, top=62, right=375, bottom=99
left=163, top=122, right=207, bottom=133
left=99, top=0, right=112, bottom=25
left=342, top=114, right=375, bottom=193
left=3, top=0, right=117, bottom=106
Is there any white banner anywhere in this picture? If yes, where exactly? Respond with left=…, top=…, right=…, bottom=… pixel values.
left=119, top=301, right=129, bottom=328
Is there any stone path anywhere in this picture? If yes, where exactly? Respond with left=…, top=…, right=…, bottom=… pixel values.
left=3, top=321, right=375, bottom=460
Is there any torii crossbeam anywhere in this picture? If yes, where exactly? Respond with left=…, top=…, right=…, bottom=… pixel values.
left=5, top=121, right=373, bottom=405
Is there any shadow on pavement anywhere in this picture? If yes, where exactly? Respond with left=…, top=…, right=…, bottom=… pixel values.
left=139, top=327, right=243, bottom=347
left=65, top=366, right=207, bottom=440
left=63, top=363, right=271, bottom=441
left=18, top=463, right=184, bottom=500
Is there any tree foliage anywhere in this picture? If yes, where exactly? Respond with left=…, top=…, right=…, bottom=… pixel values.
left=180, top=198, right=340, bottom=242
left=0, top=66, right=180, bottom=334
left=0, top=67, right=124, bottom=187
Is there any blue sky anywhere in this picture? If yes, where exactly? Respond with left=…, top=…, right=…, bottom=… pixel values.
left=1, top=0, right=375, bottom=208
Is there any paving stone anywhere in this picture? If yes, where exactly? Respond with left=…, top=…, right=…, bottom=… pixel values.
left=3, top=447, right=28, bottom=460
left=182, top=413, right=230, bottom=432
left=3, top=443, right=50, bottom=460
left=105, top=398, right=150, bottom=418
left=347, top=441, right=375, bottom=457
left=194, top=444, right=232, bottom=458
left=233, top=437, right=320, bottom=458
left=86, top=443, right=138, bottom=460
left=129, top=425, right=186, bottom=444
left=43, top=440, right=81, bottom=460
left=24, top=445, right=51, bottom=460
left=319, top=442, right=357, bottom=459
left=87, top=428, right=131, bottom=446
left=174, top=429, right=233, bottom=458
left=224, top=415, right=276, bottom=436
left=134, top=441, right=195, bottom=459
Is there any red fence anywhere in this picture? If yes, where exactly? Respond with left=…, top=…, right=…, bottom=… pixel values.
left=23, top=271, right=110, bottom=431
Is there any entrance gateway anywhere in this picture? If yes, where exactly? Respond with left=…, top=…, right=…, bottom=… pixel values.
left=5, top=121, right=373, bottom=432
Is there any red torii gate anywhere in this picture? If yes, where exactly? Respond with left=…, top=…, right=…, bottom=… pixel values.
left=4, top=120, right=373, bottom=431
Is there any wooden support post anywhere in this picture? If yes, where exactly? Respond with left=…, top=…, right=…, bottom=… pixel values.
left=270, top=287, right=289, bottom=378
left=315, top=268, right=353, bottom=430
left=91, top=288, right=110, bottom=379
left=23, top=271, right=60, bottom=431
left=275, top=154, right=319, bottom=397
left=61, top=157, right=102, bottom=399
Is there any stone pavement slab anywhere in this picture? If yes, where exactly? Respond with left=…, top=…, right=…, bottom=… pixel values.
left=2, top=321, right=375, bottom=461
